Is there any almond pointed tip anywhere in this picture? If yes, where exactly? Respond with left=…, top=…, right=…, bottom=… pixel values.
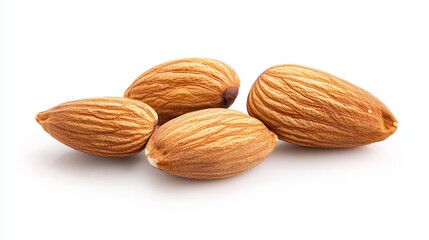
left=35, top=112, right=48, bottom=124
left=145, top=149, right=158, bottom=168
left=382, top=110, right=398, bottom=134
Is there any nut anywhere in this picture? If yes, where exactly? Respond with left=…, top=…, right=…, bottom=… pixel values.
left=36, top=97, right=158, bottom=157
left=247, top=64, right=397, bottom=148
left=145, top=108, right=277, bottom=179
left=124, top=58, right=240, bottom=125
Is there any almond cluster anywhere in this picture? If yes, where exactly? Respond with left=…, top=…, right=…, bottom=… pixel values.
left=36, top=58, right=398, bottom=180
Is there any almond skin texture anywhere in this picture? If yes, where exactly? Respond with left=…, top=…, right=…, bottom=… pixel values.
left=247, top=64, right=398, bottom=148
left=145, top=108, right=277, bottom=180
left=124, top=58, right=240, bottom=125
left=36, top=97, right=158, bottom=157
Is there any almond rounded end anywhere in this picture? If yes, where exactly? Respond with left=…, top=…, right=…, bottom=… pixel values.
left=221, top=86, right=239, bottom=107
left=123, top=89, right=131, bottom=98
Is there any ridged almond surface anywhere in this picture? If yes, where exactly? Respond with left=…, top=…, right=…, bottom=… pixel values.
left=124, top=58, right=240, bottom=125
left=247, top=64, right=397, bottom=148
left=145, top=108, right=277, bottom=179
left=36, top=97, right=158, bottom=157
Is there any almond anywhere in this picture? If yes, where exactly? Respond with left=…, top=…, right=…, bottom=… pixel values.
left=124, top=58, right=240, bottom=125
left=36, top=97, right=158, bottom=157
left=247, top=64, right=397, bottom=148
left=145, top=108, right=277, bottom=179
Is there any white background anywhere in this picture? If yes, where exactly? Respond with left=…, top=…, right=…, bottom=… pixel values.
left=2, top=0, right=429, bottom=239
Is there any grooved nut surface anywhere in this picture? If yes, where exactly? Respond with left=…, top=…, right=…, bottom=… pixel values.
left=36, top=97, right=158, bottom=157
left=124, top=58, right=240, bottom=125
left=145, top=108, right=277, bottom=179
left=247, top=64, right=398, bottom=148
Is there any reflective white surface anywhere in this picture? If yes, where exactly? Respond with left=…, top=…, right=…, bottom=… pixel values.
left=2, top=0, right=428, bottom=239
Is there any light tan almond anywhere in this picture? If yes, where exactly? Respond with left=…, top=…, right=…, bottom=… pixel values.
left=36, top=97, right=158, bottom=157
left=124, top=58, right=240, bottom=125
left=145, top=108, right=277, bottom=180
left=247, top=64, right=397, bottom=148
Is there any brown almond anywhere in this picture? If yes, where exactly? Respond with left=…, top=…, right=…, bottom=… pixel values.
left=145, top=108, right=277, bottom=179
left=247, top=64, right=397, bottom=148
left=36, top=97, right=158, bottom=157
left=124, top=58, right=240, bottom=125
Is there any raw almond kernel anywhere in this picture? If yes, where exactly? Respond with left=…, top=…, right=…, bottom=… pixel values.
left=247, top=64, right=398, bottom=148
left=36, top=97, right=158, bottom=157
left=145, top=108, right=277, bottom=180
left=124, top=58, right=240, bottom=125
